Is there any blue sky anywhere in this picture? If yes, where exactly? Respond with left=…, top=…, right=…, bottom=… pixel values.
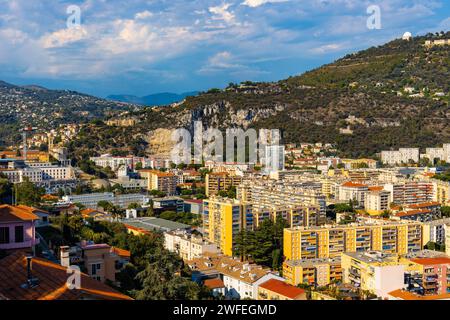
left=0, top=0, right=448, bottom=97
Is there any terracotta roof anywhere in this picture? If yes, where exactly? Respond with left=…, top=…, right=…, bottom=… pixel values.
left=389, top=289, right=450, bottom=300
left=187, top=254, right=273, bottom=284
left=0, top=205, right=39, bottom=222
left=81, top=208, right=103, bottom=217
left=259, top=279, right=305, bottom=299
left=368, top=186, right=384, bottom=192
left=0, top=252, right=133, bottom=300
left=204, top=278, right=225, bottom=289
left=139, top=170, right=175, bottom=177
left=112, top=247, right=131, bottom=258
left=406, top=202, right=441, bottom=209
left=410, top=257, right=450, bottom=266
left=395, top=209, right=432, bottom=217
left=16, top=205, right=49, bottom=214
left=342, top=181, right=367, bottom=188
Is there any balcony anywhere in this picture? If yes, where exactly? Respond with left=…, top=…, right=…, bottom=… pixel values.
left=0, top=237, right=40, bottom=250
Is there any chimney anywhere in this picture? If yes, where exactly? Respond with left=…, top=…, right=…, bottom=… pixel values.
left=21, top=254, right=39, bottom=289
left=60, top=246, right=70, bottom=267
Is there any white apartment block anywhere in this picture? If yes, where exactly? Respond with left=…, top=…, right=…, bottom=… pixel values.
left=384, top=181, right=434, bottom=205
left=164, top=230, right=219, bottom=261
left=365, top=190, right=392, bottom=214
left=422, top=218, right=450, bottom=245
left=61, top=192, right=150, bottom=209
left=337, top=182, right=369, bottom=208
left=423, top=144, right=450, bottom=163
left=91, top=154, right=156, bottom=171
left=381, top=148, right=420, bottom=165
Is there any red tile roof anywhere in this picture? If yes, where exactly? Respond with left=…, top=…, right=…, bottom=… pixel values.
left=0, top=205, right=39, bottom=222
left=389, top=289, right=450, bottom=300
left=395, top=209, right=432, bottom=217
left=406, top=202, right=441, bottom=209
left=342, top=181, right=367, bottom=188
left=0, top=252, right=133, bottom=300
left=112, top=247, right=131, bottom=258
left=410, top=257, right=450, bottom=266
left=204, top=278, right=225, bottom=289
left=259, top=279, right=305, bottom=299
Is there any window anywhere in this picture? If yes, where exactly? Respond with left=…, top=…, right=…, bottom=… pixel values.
left=15, top=226, right=24, bottom=243
left=0, top=227, right=9, bottom=244
left=91, top=264, right=97, bottom=275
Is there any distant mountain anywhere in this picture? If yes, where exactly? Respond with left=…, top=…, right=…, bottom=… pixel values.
left=70, top=32, right=450, bottom=159
left=107, top=91, right=199, bottom=106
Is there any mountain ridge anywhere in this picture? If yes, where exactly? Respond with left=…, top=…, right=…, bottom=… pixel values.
left=107, top=91, right=199, bottom=106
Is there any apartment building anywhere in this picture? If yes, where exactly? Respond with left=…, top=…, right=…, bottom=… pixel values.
left=365, top=189, right=392, bottom=215
left=164, top=229, right=219, bottom=261
left=0, top=150, right=49, bottom=162
left=61, top=192, right=150, bottom=209
left=341, top=251, right=406, bottom=299
left=422, top=218, right=450, bottom=245
left=384, top=181, right=434, bottom=206
left=283, top=220, right=423, bottom=261
left=203, top=197, right=253, bottom=256
left=237, top=179, right=327, bottom=225
left=381, top=148, right=420, bottom=165
left=405, top=256, right=450, bottom=296
left=139, top=170, right=178, bottom=196
left=423, top=144, right=450, bottom=163
left=434, top=179, right=450, bottom=205
left=283, top=257, right=342, bottom=287
left=0, top=164, right=74, bottom=183
left=205, top=172, right=243, bottom=197
left=341, top=158, right=378, bottom=170
left=251, top=204, right=322, bottom=229
left=337, top=181, right=369, bottom=208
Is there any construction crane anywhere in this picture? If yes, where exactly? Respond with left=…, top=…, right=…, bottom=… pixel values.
left=20, top=126, right=37, bottom=161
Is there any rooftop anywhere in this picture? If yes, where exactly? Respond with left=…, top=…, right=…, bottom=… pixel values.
left=409, top=257, right=450, bottom=266
left=124, top=217, right=191, bottom=232
left=203, top=278, right=225, bottom=289
left=259, top=279, right=305, bottom=299
left=389, top=289, right=450, bottom=301
left=0, top=205, right=40, bottom=223
left=0, top=252, right=132, bottom=300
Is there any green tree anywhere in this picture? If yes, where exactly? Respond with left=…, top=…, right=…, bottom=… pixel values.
left=15, top=178, right=45, bottom=206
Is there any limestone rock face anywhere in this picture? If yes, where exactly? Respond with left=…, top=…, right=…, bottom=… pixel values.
left=145, top=128, right=176, bottom=156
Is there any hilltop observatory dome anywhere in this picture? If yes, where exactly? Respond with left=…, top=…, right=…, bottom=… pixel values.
left=402, top=32, right=412, bottom=41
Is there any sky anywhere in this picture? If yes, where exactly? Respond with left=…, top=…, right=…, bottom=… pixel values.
left=0, top=0, right=448, bottom=97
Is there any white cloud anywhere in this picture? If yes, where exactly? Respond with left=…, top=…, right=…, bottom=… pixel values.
left=40, top=27, right=88, bottom=49
left=241, top=0, right=289, bottom=8
left=135, top=10, right=153, bottom=20
left=209, top=3, right=235, bottom=23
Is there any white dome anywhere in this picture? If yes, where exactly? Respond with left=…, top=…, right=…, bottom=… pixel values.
left=402, top=32, right=412, bottom=40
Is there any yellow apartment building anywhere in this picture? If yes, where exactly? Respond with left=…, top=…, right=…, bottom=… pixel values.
left=205, top=172, right=243, bottom=197
left=435, top=179, right=450, bottom=206
left=139, top=170, right=178, bottom=195
left=283, top=257, right=342, bottom=287
left=341, top=251, right=406, bottom=298
left=202, top=197, right=252, bottom=256
left=284, top=221, right=423, bottom=261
